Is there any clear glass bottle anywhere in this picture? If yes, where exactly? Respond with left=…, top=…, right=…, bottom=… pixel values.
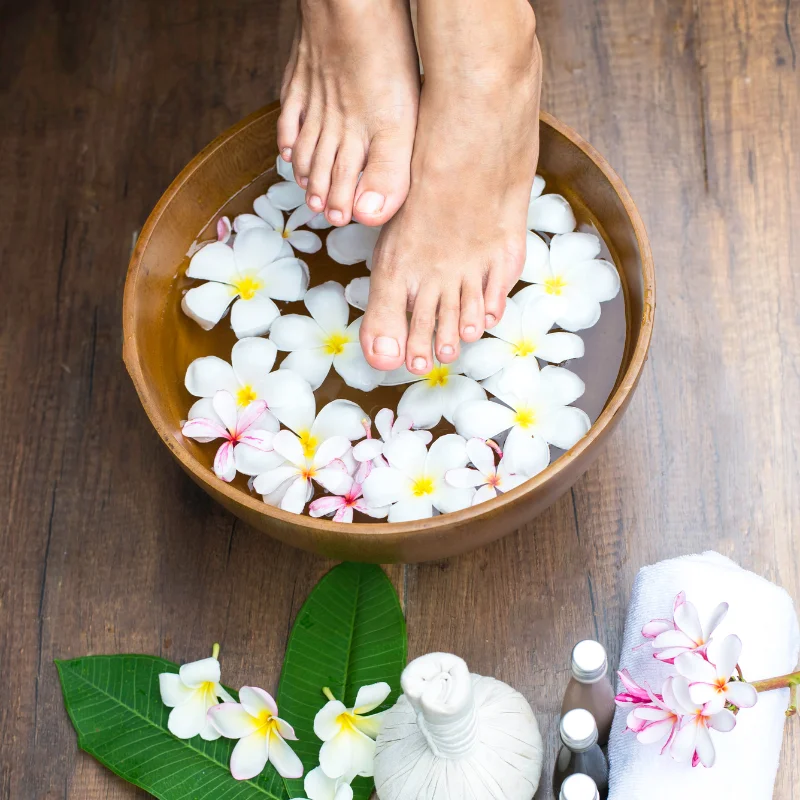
left=559, top=773, right=600, bottom=800
left=561, top=640, right=616, bottom=746
left=553, top=709, right=608, bottom=799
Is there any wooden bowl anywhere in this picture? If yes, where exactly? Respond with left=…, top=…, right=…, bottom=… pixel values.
left=123, top=103, right=655, bottom=563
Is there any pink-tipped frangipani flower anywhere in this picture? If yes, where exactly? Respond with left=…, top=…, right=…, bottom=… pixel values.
left=181, top=391, right=277, bottom=482
left=308, top=479, right=389, bottom=523
left=669, top=676, right=736, bottom=768
left=675, top=634, right=758, bottom=714
left=625, top=677, right=684, bottom=755
left=615, top=669, right=655, bottom=706
left=208, top=687, right=303, bottom=781
left=645, top=592, right=729, bottom=663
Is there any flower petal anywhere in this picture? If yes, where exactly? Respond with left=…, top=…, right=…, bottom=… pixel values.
left=537, top=406, right=591, bottom=450
left=305, top=766, right=343, bottom=800
left=636, top=718, right=674, bottom=745
left=267, top=180, right=306, bottom=210
left=213, top=441, right=237, bottom=481
left=167, top=693, right=209, bottom=739
left=550, top=231, right=602, bottom=268
left=453, top=400, right=516, bottom=441
left=259, top=370, right=316, bottom=433
left=535, top=332, right=585, bottom=364
left=563, top=259, right=621, bottom=303
left=314, top=436, right=352, bottom=469
left=276, top=155, right=295, bottom=182
left=335, top=341, right=385, bottom=392
left=459, top=338, right=517, bottom=381
left=159, top=673, right=196, bottom=707
left=270, top=314, right=326, bottom=351
left=432, top=484, right=475, bottom=514
left=320, top=728, right=376, bottom=780
left=694, top=723, right=716, bottom=768
left=520, top=231, right=552, bottom=283
left=268, top=729, right=304, bottom=778
left=383, top=430, right=428, bottom=475
left=178, top=657, right=220, bottom=688
left=233, top=226, right=285, bottom=273
left=259, top=257, right=310, bottom=302
left=345, top=276, right=370, bottom=311
left=281, top=349, right=334, bottom=390
left=425, top=433, right=468, bottom=478
left=362, top=466, right=412, bottom=507
left=239, top=686, right=279, bottom=719
left=446, top=467, right=487, bottom=489
left=465, top=438, right=496, bottom=475
left=272, top=430, right=307, bottom=468
left=353, top=438, right=384, bottom=462
left=289, top=230, right=323, bottom=253
left=230, top=730, right=269, bottom=781
left=186, top=241, right=238, bottom=283
left=439, top=375, right=486, bottom=424
left=182, top=282, right=235, bottom=330
left=708, top=634, right=742, bottom=681
left=706, top=602, right=729, bottom=637
left=552, top=288, right=602, bottom=332
left=354, top=682, right=391, bottom=714
left=397, top=381, right=445, bottom=430
left=309, top=495, right=347, bottom=518
left=308, top=212, right=333, bottom=230
left=230, top=295, right=281, bottom=338
left=253, top=194, right=285, bottom=229
left=231, top=337, right=278, bottom=388
left=669, top=719, right=698, bottom=763
left=503, top=427, right=550, bottom=477
left=527, top=194, right=576, bottom=234
left=352, top=710, right=386, bottom=740
left=312, top=399, right=369, bottom=442
left=708, top=708, right=737, bottom=732
left=235, top=445, right=285, bottom=476
left=388, top=497, right=433, bottom=522
left=326, top=223, right=381, bottom=265
left=472, top=484, right=498, bottom=505
left=280, top=476, right=310, bottom=514
left=674, top=600, right=704, bottom=645
left=182, top=417, right=228, bottom=442
left=254, top=465, right=301, bottom=495
left=314, top=700, right=348, bottom=741
left=233, top=213, right=269, bottom=233
left=305, top=281, right=350, bottom=333
left=724, top=680, right=758, bottom=709
left=208, top=702, right=260, bottom=738
left=530, top=174, right=546, bottom=200
left=539, top=365, right=586, bottom=406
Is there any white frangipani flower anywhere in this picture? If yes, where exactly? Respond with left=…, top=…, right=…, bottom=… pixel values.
left=314, top=683, right=391, bottom=780
left=459, top=295, right=584, bottom=381
left=234, top=195, right=323, bottom=256
left=208, top=686, right=303, bottom=781
left=267, top=156, right=332, bottom=230
left=302, top=766, right=355, bottom=800
left=345, top=276, right=370, bottom=311
left=527, top=174, right=577, bottom=234
left=515, top=231, right=621, bottom=332
left=158, top=645, right=234, bottom=741
left=383, top=357, right=486, bottom=431
left=454, top=360, right=589, bottom=476
left=270, top=281, right=384, bottom=391
left=353, top=408, right=432, bottom=466
left=445, top=438, right=527, bottom=505
left=216, top=215, right=232, bottom=243
left=362, top=432, right=474, bottom=522
left=182, top=226, right=309, bottom=338
left=326, top=223, right=381, bottom=268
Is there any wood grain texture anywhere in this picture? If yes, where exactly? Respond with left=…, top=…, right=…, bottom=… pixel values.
left=0, top=0, right=797, bottom=798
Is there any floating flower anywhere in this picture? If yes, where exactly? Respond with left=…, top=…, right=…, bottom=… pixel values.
left=353, top=408, right=433, bottom=467
left=645, top=592, right=729, bottom=663
left=314, top=683, right=391, bottom=779
left=382, top=358, right=486, bottom=430
left=362, top=432, right=473, bottom=522
left=459, top=295, right=584, bottom=381
left=454, top=359, right=588, bottom=477
left=208, top=686, right=303, bottom=780
left=624, top=677, right=683, bottom=754
left=182, top=391, right=278, bottom=482
left=182, top=226, right=309, bottom=338
left=669, top=676, right=736, bottom=768
left=676, top=635, right=758, bottom=714
left=515, top=231, right=621, bottom=332
left=445, top=438, right=526, bottom=505
left=266, top=156, right=332, bottom=229
left=309, top=476, right=389, bottom=523
left=527, top=175, right=576, bottom=234
left=269, top=281, right=384, bottom=391
left=345, top=276, right=370, bottom=311
left=326, top=223, right=381, bottom=267
left=158, top=645, right=234, bottom=741
left=234, top=195, right=323, bottom=256
left=302, top=766, right=355, bottom=800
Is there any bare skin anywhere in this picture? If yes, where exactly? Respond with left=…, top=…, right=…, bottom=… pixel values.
left=278, top=0, right=420, bottom=227
left=360, top=0, right=542, bottom=374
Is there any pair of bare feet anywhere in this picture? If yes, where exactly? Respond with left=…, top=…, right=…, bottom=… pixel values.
left=278, top=0, right=541, bottom=376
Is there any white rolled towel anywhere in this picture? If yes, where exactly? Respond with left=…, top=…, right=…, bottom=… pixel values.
left=608, top=551, right=799, bottom=799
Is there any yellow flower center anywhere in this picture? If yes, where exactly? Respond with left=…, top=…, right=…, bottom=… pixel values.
left=513, top=339, right=537, bottom=357
left=298, top=430, right=319, bottom=459
left=281, top=228, right=291, bottom=239
left=514, top=407, right=537, bottom=429
left=254, top=709, right=279, bottom=735
left=232, top=275, right=263, bottom=301
left=487, top=472, right=502, bottom=488
left=425, top=365, right=450, bottom=387
left=544, top=275, right=568, bottom=296
left=236, top=384, right=258, bottom=407
left=300, top=465, right=317, bottom=481
left=411, top=476, right=435, bottom=497
left=336, top=710, right=359, bottom=732
left=323, top=332, right=350, bottom=356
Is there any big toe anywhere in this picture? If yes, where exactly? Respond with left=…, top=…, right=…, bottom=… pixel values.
left=353, top=128, right=414, bottom=227
left=360, top=269, right=409, bottom=371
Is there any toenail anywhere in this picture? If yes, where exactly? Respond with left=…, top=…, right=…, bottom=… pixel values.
left=298, top=176, right=308, bottom=188
left=328, top=209, right=344, bottom=223
left=374, top=336, right=400, bottom=357
left=412, top=357, right=427, bottom=371
left=440, top=345, right=454, bottom=356
left=309, top=195, right=323, bottom=210
left=464, top=325, right=476, bottom=336
left=356, top=191, right=385, bottom=214
left=281, top=147, right=292, bottom=161
left=485, top=314, right=496, bottom=327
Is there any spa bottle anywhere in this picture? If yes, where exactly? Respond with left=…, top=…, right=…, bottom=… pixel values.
left=553, top=709, right=608, bottom=799
left=559, top=774, right=600, bottom=800
left=561, top=640, right=616, bottom=746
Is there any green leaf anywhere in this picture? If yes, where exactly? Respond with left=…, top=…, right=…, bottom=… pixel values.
left=57, top=655, right=289, bottom=800
left=277, top=563, right=407, bottom=800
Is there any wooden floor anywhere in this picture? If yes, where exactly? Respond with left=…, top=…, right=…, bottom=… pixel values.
left=1, top=0, right=798, bottom=797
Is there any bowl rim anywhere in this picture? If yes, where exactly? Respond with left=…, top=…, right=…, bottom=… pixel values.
left=123, top=103, right=655, bottom=540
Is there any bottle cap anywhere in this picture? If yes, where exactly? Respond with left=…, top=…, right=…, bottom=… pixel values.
left=559, top=773, right=600, bottom=800
left=559, top=708, right=599, bottom=751
left=571, top=640, right=608, bottom=683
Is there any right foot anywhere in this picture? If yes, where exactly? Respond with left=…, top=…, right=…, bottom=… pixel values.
left=278, top=0, right=420, bottom=228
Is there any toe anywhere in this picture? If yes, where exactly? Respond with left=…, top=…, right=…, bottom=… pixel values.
left=435, top=289, right=461, bottom=364
left=360, top=265, right=409, bottom=371
left=277, top=96, right=304, bottom=161
left=406, top=286, right=438, bottom=374
left=459, top=276, right=485, bottom=342
left=483, top=265, right=510, bottom=330
left=291, top=112, right=322, bottom=189
left=352, top=128, right=414, bottom=227
left=326, top=136, right=366, bottom=226
left=306, top=130, right=339, bottom=213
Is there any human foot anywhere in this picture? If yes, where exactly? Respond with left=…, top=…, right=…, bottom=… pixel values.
left=360, top=2, right=541, bottom=374
left=278, top=0, right=420, bottom=228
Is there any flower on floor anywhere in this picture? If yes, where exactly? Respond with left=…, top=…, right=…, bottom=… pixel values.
left=527, top=175, right=577, bottom=234
left=208, top=686, right=303, bottom=781
left=182, top=391, right=279, bottom=482
left=445, top=437, right=527, bottom=505
left=308, top=477, right=389, bottom=523
left=642, top=591, right=729, bottom=664
left=515, top=231, right=621, bottom=332
left=326, top=222, right=381, bottom=267
left=269, top=281, right=384, bottom=391
left=158, top=644, right=234, bottom=741
left=345, top=276, right=370, bottom=311
left=624, top=676, right=683, bottom=755
left=353, top=408, right=433, bottom=468
left=675, top=635, right=758, bottom=714
left=459, top=294, right=584, bottom=381
left=382, top=358, right=486, bottom=430
left=267, top=155, right=332, bottom=230
left=234, top=195, right=323, bottom=256
left=182, top=226, right=309, bottom=338
left=455, top=359, right=589, bottom=477
left=302, top=766, right=355, bottom=800
left=362, top=432, right=473, bottom=521
left=314, top=683, right=391, bottom=779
